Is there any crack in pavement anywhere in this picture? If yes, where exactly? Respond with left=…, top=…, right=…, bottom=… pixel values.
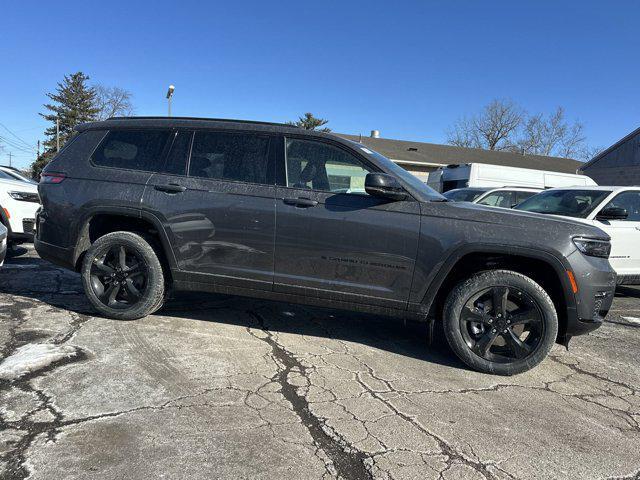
left=246, top=310, right=373, bottom=480
left=0, top=287, right=91, bottom=480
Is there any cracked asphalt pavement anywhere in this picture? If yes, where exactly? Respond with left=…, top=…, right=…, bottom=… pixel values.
left=1, top=247, right=639, bottom=480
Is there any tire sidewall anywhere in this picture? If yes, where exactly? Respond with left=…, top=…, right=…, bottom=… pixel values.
left=444, top=270, right=558, bottom=376
left=81, top=232, right=165, bottom=320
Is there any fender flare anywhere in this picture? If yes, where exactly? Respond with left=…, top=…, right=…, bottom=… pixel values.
left=418, top=243, right=577, bottom=316
left=72, top=206, right=178, bottom=270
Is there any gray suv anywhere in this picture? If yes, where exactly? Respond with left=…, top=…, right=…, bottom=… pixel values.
left=35, top=117, right=616, bottom=375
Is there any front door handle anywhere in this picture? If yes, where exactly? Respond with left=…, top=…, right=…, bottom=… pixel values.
left=283, top=197, right=318, bottom=208
left=154, top=184, right=186, bottom=194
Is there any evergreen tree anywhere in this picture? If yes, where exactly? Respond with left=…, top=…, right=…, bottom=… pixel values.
left=32, top=72, right=99, bottom=177
left=288, top=113, right=331, bottom=132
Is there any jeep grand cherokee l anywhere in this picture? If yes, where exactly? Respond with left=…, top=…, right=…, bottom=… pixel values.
left=35, top=117, right=616, bottom=375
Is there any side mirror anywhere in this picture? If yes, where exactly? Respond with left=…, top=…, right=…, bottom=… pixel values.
left=596, top=206, right=628, bottom=221
left=365, top=173, right=407, bottom=201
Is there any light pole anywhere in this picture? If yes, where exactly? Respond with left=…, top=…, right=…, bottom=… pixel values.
left=166, top=85, right=175, bottom=117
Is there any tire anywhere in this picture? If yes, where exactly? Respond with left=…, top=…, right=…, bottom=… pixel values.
left=443, top=270, right=558, bottom=376
left=81, top=231, right=165, bottom=320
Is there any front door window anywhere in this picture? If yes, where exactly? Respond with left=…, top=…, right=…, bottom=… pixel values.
left=285, top=138, right=371, bottom=194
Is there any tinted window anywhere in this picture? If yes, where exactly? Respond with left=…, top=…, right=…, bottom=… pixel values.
left=286, top=139, right=371, bottom=193
left=189, top=131, right=269, bottom=184
left=515, top=191, right=537, bottom=205
left=443, top=188, right=489, bottom=202
left=162, top=131, right=192, bottom=176
left=442, top=180, right=468, bottom=191
left=477, top=191, right=515, bottom=208
left=92, top=130, right=171, bottom=171
left=602, top=191, right=640, bottom=221
left=515, top=190, right=612, bottom=218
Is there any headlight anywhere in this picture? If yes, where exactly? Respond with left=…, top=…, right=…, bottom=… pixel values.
left=8, top=191, right=40, bottom=203
left=572, top=237, right=611, bottom=258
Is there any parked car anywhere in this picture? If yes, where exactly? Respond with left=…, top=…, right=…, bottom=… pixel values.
left=426, top=163, right=596, bottom=193
left=0, top=222, right=7, bottom=266
left=0, top=165, right=38, bottom=185
left=35, top=117, right=616, bottom=375
left=515, top=186, right=640, bottom=285
left=0, top=177, right=40, bottom=245
left=444, top=187, right=541, bottom=208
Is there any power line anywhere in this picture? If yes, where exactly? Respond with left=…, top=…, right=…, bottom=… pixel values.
left=0, top=135, right=35, bottom=154
left=0, top=123, right=35, bottom=149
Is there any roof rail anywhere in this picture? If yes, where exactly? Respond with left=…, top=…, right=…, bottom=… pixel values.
left=106, top=116, right=299, bottom=128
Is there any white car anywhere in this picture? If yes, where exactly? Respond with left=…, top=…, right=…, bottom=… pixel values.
left=0, top=176, right=40, bottom=245
left=443, top=186, right=541, bottom=208
left=515, top=186, right=640, bottom=285
left=0, top=165, right=38, bottom=185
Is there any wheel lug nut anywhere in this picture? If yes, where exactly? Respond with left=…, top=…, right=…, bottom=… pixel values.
left=492, top=329, right=497, bottom=333
left=503, top=329, right=508, bottom=333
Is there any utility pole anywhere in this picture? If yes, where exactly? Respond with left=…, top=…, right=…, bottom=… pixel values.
left=37, top=140, right=40, bottom=158
left=56, top=118, right=60, bottom=152
left=7, top=152, right=12, bottom=167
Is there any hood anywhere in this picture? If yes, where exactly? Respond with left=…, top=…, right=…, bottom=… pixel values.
left=423, top=200, right=610, bottom=241
left=0, top=177, right=39, bottom=192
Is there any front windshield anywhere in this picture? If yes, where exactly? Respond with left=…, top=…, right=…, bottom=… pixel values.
left=515, top=189, right=612, bottom=218
left=443, top=188, right=489, bottom=202
left=347, top=141, right=445, bottom=201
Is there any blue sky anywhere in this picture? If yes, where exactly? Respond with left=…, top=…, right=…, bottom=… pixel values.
left=1, top=0, right=639, bottom=169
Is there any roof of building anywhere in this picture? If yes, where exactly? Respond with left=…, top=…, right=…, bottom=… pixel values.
left=337, top=134, right=583, bottom=174
left=579, top=126, right=640, bottom=171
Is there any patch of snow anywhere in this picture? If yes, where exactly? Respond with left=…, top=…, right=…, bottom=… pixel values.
left=0, top=343, right=78, bottom=380
left=622, top=316, right=640, bottom=324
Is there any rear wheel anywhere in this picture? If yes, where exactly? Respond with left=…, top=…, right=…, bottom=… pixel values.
left=81, top=231, right=165, bottom=320
left=443, top=270, right=558, bottom=375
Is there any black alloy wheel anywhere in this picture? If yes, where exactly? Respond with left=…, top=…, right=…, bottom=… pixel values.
left=81, top=231, right=166, bottom=320
left=443, top=270, right=558, bottom=375
left=89, top=245, right=148, bottom=309
left=459, top=286, right=544, bottom=363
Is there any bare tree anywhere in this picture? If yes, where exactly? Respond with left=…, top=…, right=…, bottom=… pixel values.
left=447, top=99, right=522, bottom=151
left=448, top=100, right=597, bottom=160
left=516, top=107, right=585, bottom=158
left=94, top=85, right=134, bottom=120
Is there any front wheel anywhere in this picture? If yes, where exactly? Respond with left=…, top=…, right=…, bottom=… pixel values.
left=81, top=231, right=165, bottom=320
left=443, top=270, right=558, bottom=375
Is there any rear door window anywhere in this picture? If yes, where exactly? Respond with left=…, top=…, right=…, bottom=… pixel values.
left=161, top=131, right=193, bottom=176
left=477, top=191, right=515, bottom=208
left=189, top=131, right=270, bottom=184
left=92, top=130, right=171, bottom=172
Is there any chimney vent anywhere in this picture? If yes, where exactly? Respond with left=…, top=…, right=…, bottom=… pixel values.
left=370, top=130, right=380, bottom=138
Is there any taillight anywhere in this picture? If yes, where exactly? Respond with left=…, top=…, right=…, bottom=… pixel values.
left=41, top=172, right=66, bottom=184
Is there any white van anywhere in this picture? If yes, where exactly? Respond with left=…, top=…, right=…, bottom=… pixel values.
left=426, top=163, right=596, bottom=193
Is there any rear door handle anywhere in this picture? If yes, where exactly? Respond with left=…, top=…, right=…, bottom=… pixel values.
left=154, top=183, right=186, bottom=194
left=283, top=197, right=318, bottom=208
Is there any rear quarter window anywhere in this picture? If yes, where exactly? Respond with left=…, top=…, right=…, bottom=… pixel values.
left=91, top=129, right=172, bottom=172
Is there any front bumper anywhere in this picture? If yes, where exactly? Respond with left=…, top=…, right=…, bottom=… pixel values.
left=564, top=249, right=617, bottom=337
